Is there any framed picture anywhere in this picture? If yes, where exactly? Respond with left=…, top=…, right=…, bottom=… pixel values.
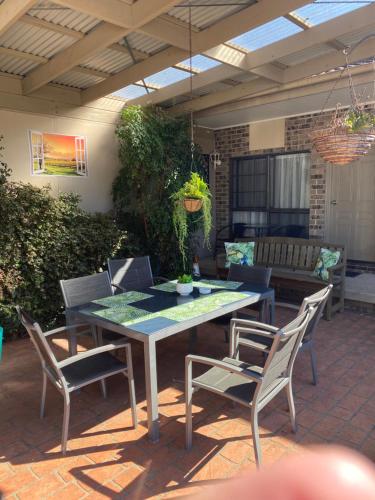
left=29, top=130, right=88, bottom=176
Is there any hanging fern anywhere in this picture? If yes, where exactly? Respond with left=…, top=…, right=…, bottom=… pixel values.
left=172, top=172, right=212, bottom=266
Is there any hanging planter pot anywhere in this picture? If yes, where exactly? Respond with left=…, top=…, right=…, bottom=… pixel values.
left=310, top=35, right=375, bottom=166
left=310, top=127, right=375, bottom=166
left=183, top=197, right=203, bottom=212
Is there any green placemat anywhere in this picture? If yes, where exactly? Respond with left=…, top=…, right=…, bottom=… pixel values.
left=92, top=291, right=153, bottom=308
left=198, top=279, right=243, bottom=290
left=93, top=305, right=150, bottom=324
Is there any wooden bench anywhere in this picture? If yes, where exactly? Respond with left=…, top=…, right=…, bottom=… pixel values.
left=216, top=237, right=346, bottom=320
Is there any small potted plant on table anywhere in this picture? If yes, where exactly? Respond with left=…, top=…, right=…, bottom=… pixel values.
left=176, top=274, right=193, bottom=296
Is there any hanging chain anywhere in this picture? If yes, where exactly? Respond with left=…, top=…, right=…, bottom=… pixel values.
left=189, top=4, right=195, bottom=172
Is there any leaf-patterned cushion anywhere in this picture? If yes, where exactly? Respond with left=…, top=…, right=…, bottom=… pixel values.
left=313, top=248, right=340, bottom=281
left=224, top=242, right=255, bottom=268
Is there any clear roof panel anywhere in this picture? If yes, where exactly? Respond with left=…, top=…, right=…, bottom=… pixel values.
left=179, top=55, right=220, bottom=71
left=144, top=66, right=189, bottom=87
left=293, top=0, right=368, bottom=26
left=112, top=84, right=150, bottom=100
left=229, top=17, right=302, bottom=51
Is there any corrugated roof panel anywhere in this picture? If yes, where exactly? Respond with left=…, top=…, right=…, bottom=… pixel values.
left=82, top=48, right=133, bottom=75
left=230, top=17, right=302, bottom=51
left=277, top=43, right=335, bottom=66
left=168, top=0, right=256, bottom=30
left=0, top=22, right=75, bottom=58
left=53, top=69, right=103, bottom=89
left=125, top=32, right=168, bottom=55
left=28, top=0, right=100, bottom=33
left=144, top=67, right=189, bottom=87
left=0, top=54, right=38, bottom=75
left=293, top=0, right=366, bottom=27
left=113, top=84, right=151, bottom=100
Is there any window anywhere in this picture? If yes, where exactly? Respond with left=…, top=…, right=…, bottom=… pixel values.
left=231, top=152, right=310, bottom=238
left=75, top=136, right=87, bottom=176
left=30, top=131, right=45, bottom=173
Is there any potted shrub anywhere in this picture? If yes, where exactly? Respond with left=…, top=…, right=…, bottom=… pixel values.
left=176, top=274, right=193, bottom=296
left=172, top=172, right=212, bottom=265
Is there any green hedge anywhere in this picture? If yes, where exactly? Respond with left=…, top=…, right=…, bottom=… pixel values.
left=0, top=157, right=127, bottom=338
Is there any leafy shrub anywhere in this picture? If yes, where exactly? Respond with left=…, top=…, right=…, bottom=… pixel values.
left=113, top=105, right=206, bottom=276
left=0, top=143, right=127, bottom=337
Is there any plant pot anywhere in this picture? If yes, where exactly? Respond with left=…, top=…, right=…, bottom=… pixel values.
left=176, top=282, right=193, bottom=296
left=183, top=198, right=203, bottom=212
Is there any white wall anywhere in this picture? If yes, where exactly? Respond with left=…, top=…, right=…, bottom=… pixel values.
left=0, top=108, right=121, bottom=213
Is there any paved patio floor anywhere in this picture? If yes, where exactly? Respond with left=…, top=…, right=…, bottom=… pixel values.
left=0, top=308, right=374, bottom=499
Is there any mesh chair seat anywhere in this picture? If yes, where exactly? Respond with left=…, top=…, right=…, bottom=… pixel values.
left=61, top=352, right=126, bottom=389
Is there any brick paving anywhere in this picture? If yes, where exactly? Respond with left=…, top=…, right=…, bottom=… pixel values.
left=0, top=308, right=374, bottom=499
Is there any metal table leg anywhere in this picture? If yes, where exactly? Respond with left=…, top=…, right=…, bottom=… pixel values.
left=144, top=338, right=159, bottom=442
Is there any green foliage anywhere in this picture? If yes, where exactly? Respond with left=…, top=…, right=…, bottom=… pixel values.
left=0, top=139, right=126, bottom=337
left=344, top=109, right=375, bottom=132
left=172, top=172, right=212, bottom=266
left=177, top=274, right=193, bottom=284
left=113, top=105, right=206, bottom=276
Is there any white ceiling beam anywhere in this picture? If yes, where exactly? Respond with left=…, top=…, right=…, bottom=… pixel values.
left=127, top=5, right=375, bottom=107
left=81, top=0, right=312, bottom=103
left=0, top=46, right=47, bottom=64
left=22, top=1, right=181, bottom=95
left=245, top=3, right=375, bottom=70
left=0, top=0, right=36, bottom=36
left=197, top=66, right=374, bottom=119
left=51, top=0, right=133, bottom=27
left=171, top=37, right=375, bottom=114
left=128, top=65, right=243, bottom=106
left=19, top=14, right=84, bottom=39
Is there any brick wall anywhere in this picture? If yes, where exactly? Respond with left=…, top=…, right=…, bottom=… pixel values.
left=214, top=110, right=337, bottom=240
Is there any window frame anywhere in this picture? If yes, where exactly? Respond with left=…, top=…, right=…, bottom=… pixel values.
left=229, top=150, right=311, bottom=233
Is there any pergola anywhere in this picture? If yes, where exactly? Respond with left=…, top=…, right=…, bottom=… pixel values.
left=0, top=0, right=374, bottom=121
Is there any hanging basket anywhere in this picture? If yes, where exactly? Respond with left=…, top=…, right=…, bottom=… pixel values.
left=183, top=198, right=203, bottom=212
left=310, top=127, right=375, bottom=166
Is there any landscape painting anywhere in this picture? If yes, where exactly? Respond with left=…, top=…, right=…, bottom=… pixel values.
left=29, top=130, right=88, bottom=176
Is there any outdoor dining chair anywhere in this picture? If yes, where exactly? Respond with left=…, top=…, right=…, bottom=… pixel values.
left=185, top=307, right=312, bottom=467
left=231, top=285, right=333, bottom=385
left=212, top=264, right=272, bottom=343
left=60, top=271, right=124, bottom=356
left=16, top=307, right=137, bottom=455
left=107, top=256, right=168, bottom=293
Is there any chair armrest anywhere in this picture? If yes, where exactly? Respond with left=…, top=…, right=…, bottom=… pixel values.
left=57, top=341, right=130, bottom=368
left=44, top=323, right=91, bottom=338
left=112, top=282, right=126, bottom=292
left=186, top=354, right=262, bottom=383
left=153, top=275, right=169, bottom=283
left=230, top=317, right=279, bottom=333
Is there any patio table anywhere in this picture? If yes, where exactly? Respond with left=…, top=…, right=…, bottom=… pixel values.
left=69, top=279, right=275, bottom=442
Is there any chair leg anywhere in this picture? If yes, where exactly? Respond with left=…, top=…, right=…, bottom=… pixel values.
left=286, top=380, right=297, bottom=433
left=97, top=327, right=107, bottom=398
left=100, top=379, right=107, bottom=399
left=69, top=334, right=78, bottom=356
left=40, top=371, right=47, bottom=419
left=61, top=392, right=70, bottom=455
left=309, top=344, right=318, bottom=386
left=125, top=345, right=138, bottom=428
left=250, top=407, right=262, bottom=468
left=185, top=359, right=193, bottom=450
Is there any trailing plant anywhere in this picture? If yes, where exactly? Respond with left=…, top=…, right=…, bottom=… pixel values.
left=344, top=108, right=375, bottom=132
left=177, top=274, right=193, bottom=284
left=172, top=172, right=212, bottom=266
left=113, top=105, right=206, bottom=276
left=0, top=142, right=128, bottom=337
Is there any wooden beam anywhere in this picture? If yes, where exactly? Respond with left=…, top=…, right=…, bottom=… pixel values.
left=22, top=1, right=181, bottom=94
left=0, top=0, right=36, bottom=36
left=52, top=0, right=133, bottom=27
left=171, top=37, right=375, bottom=114
left=22, top=23, right=127, bottom=95
left=197, top=66, right=374, bottom=119
left=0, top=46, right=47, bottom=64
left=20, top=14, right=84, bottom=39
left=127, top=65, right=242, bottom=106
left=82, top=0, right=312, bottom=103
left=245, top=3, right=375, bottom=70
left=82, top=46, right=188, bottom=103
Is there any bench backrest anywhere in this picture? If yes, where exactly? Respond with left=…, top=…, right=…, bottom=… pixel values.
left=234, top=237, right=346, bottom=271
